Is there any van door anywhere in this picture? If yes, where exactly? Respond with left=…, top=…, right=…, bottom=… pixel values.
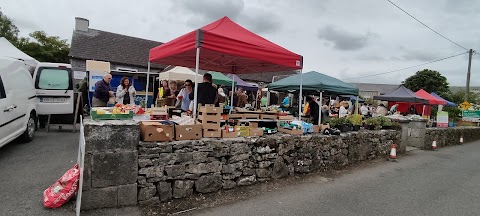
left=0, top=74, right=19, bottom=146
left=34, top=66, right=74, bottom=115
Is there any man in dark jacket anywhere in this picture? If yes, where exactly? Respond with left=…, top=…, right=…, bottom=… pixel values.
left=197, top=73, right=218, bottom=106
left=306, top=96, right=320, bottom=125
left=92, top=73, right=113, bottom=107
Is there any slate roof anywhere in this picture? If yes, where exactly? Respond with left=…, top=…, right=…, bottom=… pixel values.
left=350, top=83, right=400, bottom=95
left=69, top=29, right=164, bottom=69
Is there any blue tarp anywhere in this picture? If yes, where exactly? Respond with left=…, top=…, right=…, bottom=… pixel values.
left=341, top=95, right=365, bottom=103
left=431, top=92, right=456, bottom=107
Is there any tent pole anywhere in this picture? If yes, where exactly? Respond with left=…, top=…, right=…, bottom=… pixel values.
left=299, top=70, right=303, bottom=118
left=193, top=47, right=200, bottom=121
left=231, top=75, right=235, bottom=108
left=355, top=96, right=359, bottom=115
left=145, top=61, right=151, bottom=108
left=318, top=91, right=323, bottom=125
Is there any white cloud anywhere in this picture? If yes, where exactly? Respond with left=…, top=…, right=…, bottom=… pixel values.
left=1, top=0, right=478, bottom=86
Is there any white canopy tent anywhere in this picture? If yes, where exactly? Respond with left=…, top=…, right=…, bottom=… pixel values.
left=156, top=66, right=203, bottom=81
left=0, top=37, right=38, bottom=67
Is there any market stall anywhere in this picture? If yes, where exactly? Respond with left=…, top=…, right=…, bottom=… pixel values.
left=157, top=66, right=202, bottom=81
left=226, top=74, right=258, bottom=92
left=269, top=71, right=359, bottom=124
left=146, top=16, right=303, bottom=118
left=210, top=71, right=236, bottom=87
left=431, top=92, right=456, bottom=107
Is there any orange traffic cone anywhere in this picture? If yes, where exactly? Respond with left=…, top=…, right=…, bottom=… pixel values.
left=460, top=136, right=464, bottom=144
left=432, top=140, right=437, bottom=150
left=389, top=144, right=397, bottom=161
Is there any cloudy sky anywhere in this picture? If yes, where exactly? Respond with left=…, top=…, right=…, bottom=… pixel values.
left=2, top=0, right=480, bottom=86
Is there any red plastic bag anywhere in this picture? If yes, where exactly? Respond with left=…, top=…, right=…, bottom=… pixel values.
left=43, top=163, right=80, bottom=208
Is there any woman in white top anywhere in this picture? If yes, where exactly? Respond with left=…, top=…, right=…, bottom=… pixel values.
left=339, top=103, right=349, bottom=118
left=116, top=77, right=136, bottom=105
left=176, top=79, right=193, bottom=111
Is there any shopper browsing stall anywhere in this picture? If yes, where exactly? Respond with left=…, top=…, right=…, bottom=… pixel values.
left=92, top=73, right=114, bottom=107
left=177, top=79, right=193, bottom=111
left=116, top=77, right=136, bottom=105
left=306, top=96, right=320, bottom=125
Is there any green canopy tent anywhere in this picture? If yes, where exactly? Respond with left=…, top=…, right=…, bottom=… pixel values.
left=269, top=71, right=359, bottom=124
left=269, top=71, right=358, bottom=95
left=209, top=71, right=236, bottom=87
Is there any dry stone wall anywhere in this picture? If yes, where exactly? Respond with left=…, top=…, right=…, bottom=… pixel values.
left=424, top=127, right=480, bottom=150
left=136, top=131, right=401, bottom=205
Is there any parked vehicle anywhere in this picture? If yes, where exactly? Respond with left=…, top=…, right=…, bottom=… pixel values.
left=0, top=57, right=38, bottom=148
left=33, top=62, right=74, bottom=115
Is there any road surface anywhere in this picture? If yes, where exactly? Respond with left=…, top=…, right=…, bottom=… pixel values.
left=2, top=129, right=479, bottom=216
left=192, top=142, right=480, bottom=216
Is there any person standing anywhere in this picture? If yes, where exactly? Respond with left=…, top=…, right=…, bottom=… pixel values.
left=306, top=96, right=320, bottom=125
left=236, top=87, right=247, bottom=107
left=92, top=73, right=113, bottom=107
left=197, top=73, right=218, bottom=106
left=167, top=80, right=179, bottom=98
left=76, top=76, right=89, bottom=111
left=339, top=102, right=349, bottom=118
left=116, top=77, right=136, bottom=105
left=360, top=103, right=369, bottom=117
left=177, top=79, right=193, bottom=111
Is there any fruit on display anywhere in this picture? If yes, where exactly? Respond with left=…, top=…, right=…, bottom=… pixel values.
left=96, top=109, right=106, bottom=115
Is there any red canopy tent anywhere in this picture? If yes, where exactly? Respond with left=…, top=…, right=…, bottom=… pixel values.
left=415, top=89, right=447, bottom=105
left=389, top=89, right=446, bottom=116
left=146, top=16, right=303, bottom=116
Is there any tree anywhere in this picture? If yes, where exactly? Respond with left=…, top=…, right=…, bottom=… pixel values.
left=450, top=90, right=480, bottom=104
left=0, top=8, right=19, bottom=44
left=0, top=9, right=70, bottom=63
left=403, top=69, right=452, bottom=100
left=17, top=31, right=70, bottom=63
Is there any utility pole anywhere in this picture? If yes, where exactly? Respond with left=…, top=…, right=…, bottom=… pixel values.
left=466, top=49, right=473, bottom=102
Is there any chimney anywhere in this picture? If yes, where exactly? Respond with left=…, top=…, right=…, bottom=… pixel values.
left=75, top=17, right=89, bottom=32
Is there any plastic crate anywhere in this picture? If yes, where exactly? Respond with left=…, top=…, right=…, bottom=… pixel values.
left=90, top=108, right=134, bottom=120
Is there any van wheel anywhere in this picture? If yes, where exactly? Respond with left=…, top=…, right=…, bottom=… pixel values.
left=19, top=114, right=35, bottom=142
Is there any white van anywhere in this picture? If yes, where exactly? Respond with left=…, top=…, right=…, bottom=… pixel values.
left=33, top=62, right=74, bottom=115
left=0, top=57, right=37, bottom=148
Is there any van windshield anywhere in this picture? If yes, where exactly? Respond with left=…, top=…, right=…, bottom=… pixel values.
left=36, top=67, right=72, bottom=90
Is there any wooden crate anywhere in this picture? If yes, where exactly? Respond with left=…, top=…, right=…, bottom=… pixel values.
left=278, top=127, right=303, bottom=135
left=260, top=114, right=277, bottom=120
left=197, top=105, right=222, bottom=129
left=203, top=128, right=222, bottom=138
left=227, top=114, right=244, bottom=120
left=243, top=114, right=260, bottom=120
left=277, top=115, right=294, bottom=120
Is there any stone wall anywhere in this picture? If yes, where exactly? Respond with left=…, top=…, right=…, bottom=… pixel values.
left=81, top=120, right=140, bottom=210
left=136, top=130, right=401, bottom=205
left=424, top=127, right=480, bottom=150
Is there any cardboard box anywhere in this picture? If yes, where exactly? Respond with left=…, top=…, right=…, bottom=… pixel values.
left=250, top=128, right=263, bottom=137
left=222, top=129, right=240, bottom=138
left=140, top=122, right=174, bottom=142
left=203, top=129, right=222, bottom=138
left=175, top=124, right=202, bottom=140
left=238, top=126, right=250, bottom=137
left=250, top=122, right=259, bottom=128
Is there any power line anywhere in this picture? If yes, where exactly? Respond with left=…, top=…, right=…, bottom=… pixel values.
left=387, top=0, right=468, bottom=51
left=344, top=52, right=468, bottom=80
